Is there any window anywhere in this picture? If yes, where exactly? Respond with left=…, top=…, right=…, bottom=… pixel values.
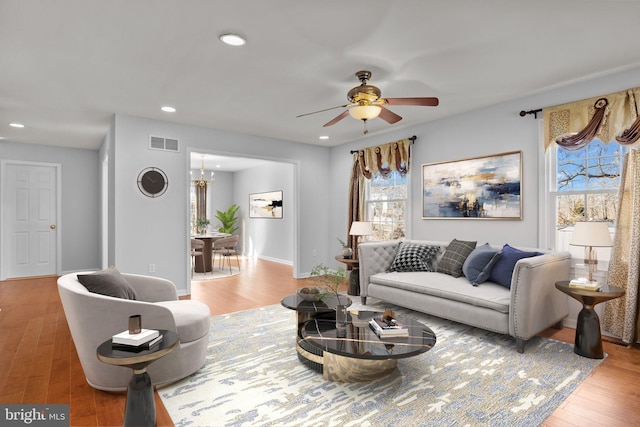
left=548, top=139, right=624, bottom=264
left=365, top=170, right=408, bottom=241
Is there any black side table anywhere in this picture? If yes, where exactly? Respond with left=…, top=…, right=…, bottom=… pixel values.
left=97, top=330, right=179, bottom=427
left=335, top=256, right=360, bottom=296
left=555, top=281, right=625, bottom=359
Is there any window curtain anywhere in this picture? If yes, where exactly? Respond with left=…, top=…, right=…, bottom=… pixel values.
left=347, top=138, right=411, bottom=256
left=604, top=149, right=640, bottom=343
left=542, top=86, right=640, bottom=151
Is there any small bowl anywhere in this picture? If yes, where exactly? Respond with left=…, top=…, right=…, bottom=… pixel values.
left=297, top=287, right=327, bottom=301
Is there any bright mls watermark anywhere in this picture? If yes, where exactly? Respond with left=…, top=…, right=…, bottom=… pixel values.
left=1, top=405, right=69, bottom=426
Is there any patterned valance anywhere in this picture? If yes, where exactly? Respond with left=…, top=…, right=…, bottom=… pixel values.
left=355, top=138, right=411, bottom=179
left=543, top=86, right=640, bottom=151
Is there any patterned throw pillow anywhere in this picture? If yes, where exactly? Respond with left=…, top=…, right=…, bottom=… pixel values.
left=437, top=239, right=477, bottom=278
left=388, top=242, right=440, bottom=272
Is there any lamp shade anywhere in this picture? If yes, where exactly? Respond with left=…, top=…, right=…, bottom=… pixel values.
left=349, top=221, right=373, bottom=236
left=348, top=105, right=381, bottom=121
left=570, top=221, right=613, bottom=247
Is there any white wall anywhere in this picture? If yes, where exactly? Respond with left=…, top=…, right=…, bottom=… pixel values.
left=110, top=114, right=330, bottom=292
left=329, top=66, right=640, bottom=253
left=3, top=65, right=638, bottom=296
left=235, top=162, right=294, bottom=264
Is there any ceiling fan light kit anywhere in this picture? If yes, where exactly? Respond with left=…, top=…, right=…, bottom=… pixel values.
left=349, top=105, right=381, bottom=121
left=298, top=70, right=439, bottom=134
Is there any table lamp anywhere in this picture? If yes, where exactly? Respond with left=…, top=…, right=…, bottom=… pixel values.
left=349, top=221, right=373, bottom=260
left=569, top=221, right=613, bottom=283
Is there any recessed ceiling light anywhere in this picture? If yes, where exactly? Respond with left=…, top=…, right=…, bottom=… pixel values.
left=9, top=123, right=25, bottom=128
left=161, top=106, right=176, bottom=113
left=319, top=135, right=329, bottom=140
left=219, top=33, right=246, bottom=46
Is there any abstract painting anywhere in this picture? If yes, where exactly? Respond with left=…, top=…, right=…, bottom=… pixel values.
left=422, top=151, right=522, bottom=219
left=249, top=191, right=283, bottom=218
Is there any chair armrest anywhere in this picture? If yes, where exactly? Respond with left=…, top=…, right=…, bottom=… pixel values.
left=123, top=273, right=178, bottom=302
left=509, top=251, right=571, bottom=340
left=358, top=241, right=401, bottom=297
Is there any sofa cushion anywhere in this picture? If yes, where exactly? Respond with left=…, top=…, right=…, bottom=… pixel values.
left=370, top=271, right=510, bottom=313
left=155, top=300, right=211, bottom=343
left=387, top=242, right=440, bottom=272
left=489, top=244, right=542, bottom=288
left=77, top=267, right=137, bottom=300
left=463, top=243, right=502, bottom=286
left=437, top=239, right=477, bottom=278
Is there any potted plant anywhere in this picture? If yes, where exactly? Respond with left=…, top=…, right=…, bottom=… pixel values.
left=196, top=216, right=210, bottom=234
left=215, top=204, right=240, bottom=234
left=337, top=237, right=353, bottom=258
left=308, top=263, right=348, bottom=335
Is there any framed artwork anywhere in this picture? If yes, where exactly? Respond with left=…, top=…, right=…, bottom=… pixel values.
left=249, top=190, right=283, bottom=218
left=422, top=151, right=522, bottom=220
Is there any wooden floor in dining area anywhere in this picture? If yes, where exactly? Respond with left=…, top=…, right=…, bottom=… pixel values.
left=0, top=257, right=639, bottom=426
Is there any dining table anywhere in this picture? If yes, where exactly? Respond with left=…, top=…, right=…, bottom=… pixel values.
left=191, top=233, right=231, bottom=273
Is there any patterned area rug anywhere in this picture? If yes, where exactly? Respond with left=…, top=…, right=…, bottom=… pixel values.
left=160, top=301, right=604, bottom=427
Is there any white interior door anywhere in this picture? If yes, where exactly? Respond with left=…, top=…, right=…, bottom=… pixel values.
left=2, top=161, right=59, bottom=278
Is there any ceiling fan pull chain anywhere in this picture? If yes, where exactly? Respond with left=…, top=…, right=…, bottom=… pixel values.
left=363, top=120, right=369, bottom=134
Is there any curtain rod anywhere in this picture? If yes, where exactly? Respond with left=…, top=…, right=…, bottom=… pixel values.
left=519, top=109, right=542, bottom=119
left=349, top=135, right=417, bottom=154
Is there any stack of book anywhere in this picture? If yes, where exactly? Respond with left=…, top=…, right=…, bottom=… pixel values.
left=368, top=317, right=409, bottom=337
left=111, top=329, right=163, bottom=351
left=568, top=278, right=602, bottom=291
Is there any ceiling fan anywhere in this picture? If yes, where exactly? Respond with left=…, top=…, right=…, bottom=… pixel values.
left=297, top=70, right=439, bottom=133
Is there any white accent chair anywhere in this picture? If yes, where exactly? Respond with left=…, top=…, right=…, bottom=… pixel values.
left=57, top=272, right=210, bottom=391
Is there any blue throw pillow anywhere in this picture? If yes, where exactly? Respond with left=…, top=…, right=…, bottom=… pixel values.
left=462, top=243, right=502, bottom=286
left=488, top=244, right=541, bottom=288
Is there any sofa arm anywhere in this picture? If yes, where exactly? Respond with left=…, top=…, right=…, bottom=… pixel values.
left=123, top=273, right=178, bottom=302
left=358, top=241, right=401, bottom=297
left=509, top=251, right=571, bottom=341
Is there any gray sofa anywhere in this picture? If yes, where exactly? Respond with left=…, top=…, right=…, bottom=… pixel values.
left=358, top=240, right=571, bottom=352
left=58, top=271, right=210, bottom=391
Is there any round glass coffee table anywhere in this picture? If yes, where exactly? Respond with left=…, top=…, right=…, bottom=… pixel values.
left=299, top=310, right=436, bottom=382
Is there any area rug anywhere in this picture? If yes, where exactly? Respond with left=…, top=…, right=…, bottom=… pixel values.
left=160, top=301, right=604, bottom=427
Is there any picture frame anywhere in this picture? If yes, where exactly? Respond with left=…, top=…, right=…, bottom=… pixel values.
left=422, top=151, right=522, bottom=220
left=249, top=190, right=283, bottom=218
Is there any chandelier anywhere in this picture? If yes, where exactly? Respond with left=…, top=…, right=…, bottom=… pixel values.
left=193, top=157, right=215, bottom=188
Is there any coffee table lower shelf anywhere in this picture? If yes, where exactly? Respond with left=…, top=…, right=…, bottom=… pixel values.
left=297, top=339, right=398, bottom=382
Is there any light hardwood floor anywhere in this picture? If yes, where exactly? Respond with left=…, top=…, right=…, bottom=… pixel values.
left=0, top=257, right=638, bottom=426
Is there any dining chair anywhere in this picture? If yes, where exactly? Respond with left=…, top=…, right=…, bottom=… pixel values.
left=212, top=235, right=240, bottom=274
left=191, top=238, right=205, bottom=277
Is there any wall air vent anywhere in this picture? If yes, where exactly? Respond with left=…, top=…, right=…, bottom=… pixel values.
left=149, top=135, right=179, bottom=152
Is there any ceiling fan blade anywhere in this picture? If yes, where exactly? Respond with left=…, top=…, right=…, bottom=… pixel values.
left=296, top=104, right=351, bottom=118
left=378, top=107, right=402, bottom=124
left=382, top=97, right=439, bottom=107
left=323, top=110, right=350, bottom=127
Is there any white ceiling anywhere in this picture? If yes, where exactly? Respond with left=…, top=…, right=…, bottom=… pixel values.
left=2, top=1, right=640, bottom=151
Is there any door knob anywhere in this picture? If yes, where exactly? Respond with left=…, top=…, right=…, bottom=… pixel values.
left=50, top=225, right=56, bottom=229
